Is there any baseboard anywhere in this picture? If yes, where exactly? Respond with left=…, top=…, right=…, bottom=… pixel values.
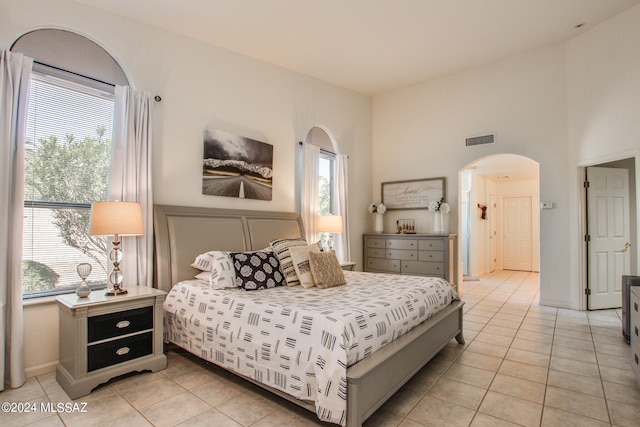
left=26, top=361, right=58, bottom=378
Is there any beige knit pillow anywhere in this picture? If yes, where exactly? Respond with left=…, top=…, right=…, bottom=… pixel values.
left=308, top=251, right=346, bottom=289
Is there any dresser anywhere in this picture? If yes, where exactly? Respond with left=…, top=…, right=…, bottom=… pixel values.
left=363, top=233, right=458, bottom=291
left=631, top=285, right=640, bottom=385
left=56, top=287, right=167, bottom=399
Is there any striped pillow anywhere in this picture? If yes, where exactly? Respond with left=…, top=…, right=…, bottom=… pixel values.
left=270, top=237, right=308, bottom=286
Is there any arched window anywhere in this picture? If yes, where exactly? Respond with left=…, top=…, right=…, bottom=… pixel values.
left=12, top=29, right=128, bottom=297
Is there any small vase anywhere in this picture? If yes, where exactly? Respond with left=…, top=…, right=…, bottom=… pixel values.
left=433, top=211, right=444, bottom=234
left=374, top=213, right=384, bottom=234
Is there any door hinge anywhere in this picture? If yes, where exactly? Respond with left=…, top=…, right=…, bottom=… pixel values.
left=585, top=235, right=591, bottom=242
left=585, top=288, right=591, bottom=296
left=584, top=181, right=590, bottom=188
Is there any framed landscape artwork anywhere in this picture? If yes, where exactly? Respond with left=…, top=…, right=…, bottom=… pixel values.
left=202, top=128, right=273, bottom=201
left=381, top=177, right=445, bottom=210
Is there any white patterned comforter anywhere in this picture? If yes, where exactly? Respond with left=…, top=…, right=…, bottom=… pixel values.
left=163, top=271, right=459, bottom=426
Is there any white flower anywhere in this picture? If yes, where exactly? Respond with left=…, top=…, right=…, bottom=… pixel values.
left=428, top=198, right=450, bottom=213
left=368, top=203, right=386, bottom=214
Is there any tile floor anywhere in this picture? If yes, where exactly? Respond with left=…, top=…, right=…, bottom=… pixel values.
left=3, top=270, right=640, bottom=426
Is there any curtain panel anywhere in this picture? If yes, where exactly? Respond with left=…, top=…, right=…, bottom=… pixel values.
left=300, top=142, right=320, bottom=243
left=0, top=49, right=32, bottom=390
left=334, top=154, right=351, bottom=262
left=111, top=86, right=154, bottom=288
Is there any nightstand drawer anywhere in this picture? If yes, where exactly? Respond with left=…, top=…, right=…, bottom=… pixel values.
left=88, top=306, right=153, bottom=343
left=87, top=331, right=152, bottom=372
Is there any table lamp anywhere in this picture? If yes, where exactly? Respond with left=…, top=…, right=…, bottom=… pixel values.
left=90, top=201, right=144, bottom=295
left=317, top=215, right=343, bottom=251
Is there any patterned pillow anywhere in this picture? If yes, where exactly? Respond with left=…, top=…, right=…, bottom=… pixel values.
left=270, top=238, right=309, bottom=287
left=209, top=251, right=237, bottom=289
left=230, top=249, right=286, bottom=291
left=289, top=243, right=323, bottom=288
left=191, top=251, right=214, bottom=271
left=308, top=251, right=346, bottom=289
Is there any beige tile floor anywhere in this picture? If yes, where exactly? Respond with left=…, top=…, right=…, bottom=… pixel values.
left=3, top=270, right=640, bottom=426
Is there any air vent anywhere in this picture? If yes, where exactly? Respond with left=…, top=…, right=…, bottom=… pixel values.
left=465, top=133, right=495, bottom=147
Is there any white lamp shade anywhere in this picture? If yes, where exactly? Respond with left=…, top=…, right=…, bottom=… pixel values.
left=317, top=215, right=344, bottom=233
left=90, top=201, right=144, bottom=236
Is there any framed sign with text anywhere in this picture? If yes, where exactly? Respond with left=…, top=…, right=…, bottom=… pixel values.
left=381, top=177, right=445, bottom=210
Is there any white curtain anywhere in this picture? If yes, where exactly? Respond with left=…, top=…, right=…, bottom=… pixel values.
left=111, top=85, right=153, bottom=288
left=0, top=50, right=32, bottom=391
left=334, top=154, right=351, bottom=262
left=300, top=142, right=320, bottom=242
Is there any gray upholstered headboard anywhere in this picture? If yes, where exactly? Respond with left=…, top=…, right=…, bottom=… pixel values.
left=153, top=204, right=305, bottom=291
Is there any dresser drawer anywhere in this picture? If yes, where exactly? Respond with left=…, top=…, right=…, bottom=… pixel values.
left=367, top=258, right=401, bottom=273
left=368, top=248, right=386, bottom=258
left=87, top=331, right=152, bottom=372
left=418, top=250, right=444, bottom=262
left=401, top=260, right=444, bottom=276
left=366, top=238, right=386, bottom=249
left=88, top=306, right=153, bottom=343
left=386, top=239, right=418, bottom=250
left=387, top=249, right=417, bottom=261
left=418, top=239, right=444, bottom=251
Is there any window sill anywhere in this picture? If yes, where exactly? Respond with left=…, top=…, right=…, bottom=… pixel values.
left=23, top=296, right=58, bottom=307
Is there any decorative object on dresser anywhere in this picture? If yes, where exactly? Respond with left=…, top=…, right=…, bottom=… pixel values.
left=381, top=177, right=445, bottom=210
left=428, top=197, right=450, bottom=234
left=631, top=285, right=640, bottom=385
left=56, top=286, right=167, bottom=399
left=317, top=214, right=343, bottom=251
left=75, top=263, right=92, bottom=298
left=89, top=201, right=144, bottom=296
left=396, top=219, right=416, bottom=234
left=363, top=233, right=458, bottom=292
left=368, top=202, right=386, bottom=233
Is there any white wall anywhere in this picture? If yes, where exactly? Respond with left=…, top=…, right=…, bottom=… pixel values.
left=373, top=44, right=569, bottom=307
left=3, top=0, right=372, bottom=376
left=566, top=4, right=640, bottom=309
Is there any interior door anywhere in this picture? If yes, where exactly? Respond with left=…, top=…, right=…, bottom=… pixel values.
left=587, top=166, right=630, bottom=310
left=503, top=196, right=532, bottom=271
left=490, top=194, right=497, bottom=273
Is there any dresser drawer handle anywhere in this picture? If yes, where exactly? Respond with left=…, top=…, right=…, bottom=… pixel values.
left=116, top=320, right=131, bottom=329
left=635, top=302, right=638, bottom=312
left=636, top=353, right=639, bottom=365
left=116, top=347, right=131, bottom=356
left=636, top=326, right=638, bottom=337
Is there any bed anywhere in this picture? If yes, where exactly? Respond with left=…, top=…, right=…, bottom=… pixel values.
left=154, top=204, right=464, bottom=427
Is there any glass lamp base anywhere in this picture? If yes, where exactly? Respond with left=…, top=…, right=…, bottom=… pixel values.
left=105, top=286, right=128, bottom=296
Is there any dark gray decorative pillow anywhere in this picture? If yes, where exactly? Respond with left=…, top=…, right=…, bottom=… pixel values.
left=230, top=249, right=286, bottom=291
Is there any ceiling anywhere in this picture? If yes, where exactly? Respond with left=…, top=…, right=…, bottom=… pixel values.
left=72, top=0, right=640, bottom=95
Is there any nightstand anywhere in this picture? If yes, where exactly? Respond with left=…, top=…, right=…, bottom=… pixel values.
left=340, top=262, right=356, bottom=271
left=56, top=287, right=167, bottom=399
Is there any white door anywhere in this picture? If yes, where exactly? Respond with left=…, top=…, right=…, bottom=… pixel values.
left=587, top=166, right=630, bottom=310
left=490, top=195, right=497, bottom=273
left=503, top=196, right=532, bottom=271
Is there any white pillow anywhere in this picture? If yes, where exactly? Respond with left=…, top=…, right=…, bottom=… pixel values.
left=209, top=251, right=237, bottom=289
left=191, top=251, right=215, bottom=271
left=195, top=271, right=210, bottom=281
left=289, top=243, right=323, bottom=288
left=270, top=237, right=309, bottom=287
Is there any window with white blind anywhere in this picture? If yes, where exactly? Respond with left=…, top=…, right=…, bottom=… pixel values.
left=22, top=72, right=115, bottom=297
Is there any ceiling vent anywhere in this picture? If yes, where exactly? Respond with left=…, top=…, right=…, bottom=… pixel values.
left=466, top=133, right=495, bottom=147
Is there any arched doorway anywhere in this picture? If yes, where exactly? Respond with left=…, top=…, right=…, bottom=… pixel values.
left=459, top=154, right=540, bottom=279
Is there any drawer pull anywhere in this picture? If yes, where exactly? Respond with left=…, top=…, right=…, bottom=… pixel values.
left=116, top=320, right=131, bottom=329
left=635, top=302, right=638, bottom=312
left=116, top=347, right=131, bottom=356
left=636, top=354, right=639, bottom=365
left=636, top=326, right=638, bottom=337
